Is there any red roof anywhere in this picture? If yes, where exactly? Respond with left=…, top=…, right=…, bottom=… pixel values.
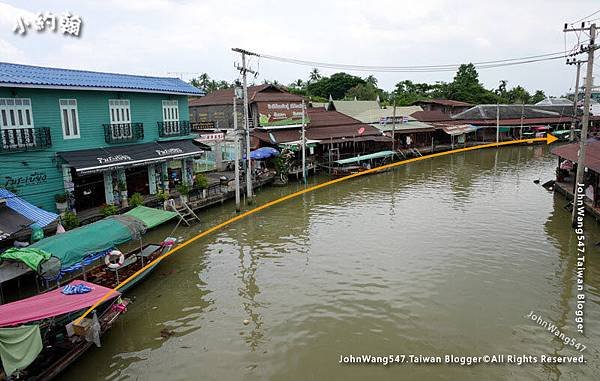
left=413, top=99, right=472, bottom=107
left=552, top=140, right=600, bottom=173
left=252, top=108, right=384, bottom=143
left=189, top=84, right=304, bottom=107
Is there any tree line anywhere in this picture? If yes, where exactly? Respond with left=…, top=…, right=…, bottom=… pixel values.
left=188, top=63, right=547, bottom=106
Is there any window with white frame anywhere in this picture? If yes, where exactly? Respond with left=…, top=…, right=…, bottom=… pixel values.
left=59, top=99, right=80, bottom=139
left=162, top=100, right=179, bottom=135
left=162, top=100, right=179, bottom=122
left=0, top=98, right=34, bottom=148
left=108, top=99, right=131, bottom=138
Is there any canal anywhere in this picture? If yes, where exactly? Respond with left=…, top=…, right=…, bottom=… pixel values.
left=62, top=145, right=600, bottom=381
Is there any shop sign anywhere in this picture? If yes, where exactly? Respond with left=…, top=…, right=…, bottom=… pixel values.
left=258, top=102, right=306, bottom=127
left=156, top=148, right=184, bottom=156
left=191, top=121, right=215, bottom=131
left=96, top=154, right=132, bottom=164
left=379, top=116, right=409, bottom=125
left=4, top=171, right=47, bottom=188
left=198, top=132, right=224, bottom=142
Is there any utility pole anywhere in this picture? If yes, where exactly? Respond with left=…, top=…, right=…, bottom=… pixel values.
left=233, top=96, right=241, bottom=212
left=392, top=100, right=396, bottom=152
left=520, top=102, right=524, bottom=139
left=564, top=23, right=597, bottom=226
left=496, top=103, right=500, bottom=145
left=232, top=48, right=258, bottom=204
left=301, top=100, right=307, bottom=184
left=567, top=59, right=584, bottom=141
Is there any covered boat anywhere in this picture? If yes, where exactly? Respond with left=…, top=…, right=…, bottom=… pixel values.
left=0, top=281, right=125, bottom=380
left=328, top=150, right=397, bottom=177
left=0, top=206, right=178, bottom=293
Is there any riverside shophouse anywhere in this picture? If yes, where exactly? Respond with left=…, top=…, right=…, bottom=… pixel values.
left=0, top=62, right=204, bottom=213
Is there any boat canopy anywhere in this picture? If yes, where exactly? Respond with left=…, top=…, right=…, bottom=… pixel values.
left=334, top=150, right=396, bottom=165
left=29, top=215, right=145, bottom=269
left=124, top=206, right=178, bottom=229
left=0, top=281, right=120, bottom=327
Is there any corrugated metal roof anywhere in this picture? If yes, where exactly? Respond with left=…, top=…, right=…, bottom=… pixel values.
left=0, top=62, right=203, bottom=95
left=551, top=140, right=600, bottom=173
left=0, top=188, right=58, bottom=228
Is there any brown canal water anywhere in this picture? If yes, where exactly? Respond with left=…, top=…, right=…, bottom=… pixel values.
left=62, top=145, right=600, bottom=381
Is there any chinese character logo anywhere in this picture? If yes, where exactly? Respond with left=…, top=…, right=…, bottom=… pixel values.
left=13, top=11, right=82, bottom=37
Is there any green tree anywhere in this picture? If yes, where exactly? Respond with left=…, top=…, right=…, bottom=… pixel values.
left=506, top=85, right=530, bottom=104
left=346, top=83, right=379, bottom=100
left=365, top=75, right=378, bottom=87
left=530, top=90, right=546, bottom=104
left=306, top=72, right=365, bottom=100
left=309, top=68, right=322, bottom=83
left=190, top=73, right=211, bottom=92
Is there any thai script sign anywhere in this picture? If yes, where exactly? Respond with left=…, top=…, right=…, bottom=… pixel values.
left=258, top=102, right=307, bottom=127
left=156, top=148, right=184, bottom=156
left=4, top=171, right=47, bottom=188
left=379, top=116, right=409, bottom=125
left=96, top=154, right=132, bottom=164
left=198, top=133, right=224, bottom=142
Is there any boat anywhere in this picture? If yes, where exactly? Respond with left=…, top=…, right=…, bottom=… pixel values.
left=0, top=280, right=127, bottom=380
left=0, top=206, right=180, bottom=298
left=327, top=150, right=397, bottom=178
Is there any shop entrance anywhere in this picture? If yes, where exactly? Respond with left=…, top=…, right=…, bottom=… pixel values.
left=72, top=170, right=105, bottom=211
left=125, top=166, right=150, bottom=195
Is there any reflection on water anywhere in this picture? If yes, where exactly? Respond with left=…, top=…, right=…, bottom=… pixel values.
left=62, top=146, right=600, bottom=381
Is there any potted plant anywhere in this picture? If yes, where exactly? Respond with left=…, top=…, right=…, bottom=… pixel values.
left=118, top=180, right=128, bottom=207
left=55, top=193, right=69, bottom=212
left=176, top=183, right=190, bottom=203
left=130, top=192, right=144, bottom=207
left=194, top=174, right=209, bottom=198
left=100, top=203, right=119, bottom=217
left=61, top=211, right=79, bottom=230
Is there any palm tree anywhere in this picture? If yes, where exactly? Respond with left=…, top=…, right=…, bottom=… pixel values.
left=309, top=68, right=321, bottom=83
left=365, top=75, right=378, bottom=86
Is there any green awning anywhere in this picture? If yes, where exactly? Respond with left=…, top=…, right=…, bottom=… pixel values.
left=124, top=206, right=178, bottom=229
left=0, top=325, right=42, bottom=377
left=334, top=150, right=396, bottom=165
left=0, top=248, right=51, bottom=273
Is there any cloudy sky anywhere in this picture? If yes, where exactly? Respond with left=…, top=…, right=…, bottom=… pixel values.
left=0, top=0, right=598, bottom=96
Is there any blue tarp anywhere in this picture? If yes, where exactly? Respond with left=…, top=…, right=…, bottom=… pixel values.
left=0, top=189, right=58, bottom=228
left=245, top=147, right=279, bottom=160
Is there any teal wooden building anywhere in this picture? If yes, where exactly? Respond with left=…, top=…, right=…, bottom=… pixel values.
left=0, top=62, right=204, bottom=212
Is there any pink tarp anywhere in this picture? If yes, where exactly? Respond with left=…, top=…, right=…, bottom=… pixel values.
left=0, top=281, right=119, bottom=327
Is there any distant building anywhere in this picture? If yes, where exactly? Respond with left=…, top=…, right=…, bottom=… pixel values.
left=324, top=99, right=433, bottom=148
left=410, top=99, right=472, bottom=115
left=188, top=84, right=305, bottom=131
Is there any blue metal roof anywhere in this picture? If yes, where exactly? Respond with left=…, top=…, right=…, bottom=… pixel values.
left=0, top=62, right=204, bottom=96
left=0, top=188, right=58, bottom=228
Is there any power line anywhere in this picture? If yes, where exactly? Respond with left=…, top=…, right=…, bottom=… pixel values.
left=250, top=50, right=579, bottom=73
left=570, top=9, right=600, bottom=25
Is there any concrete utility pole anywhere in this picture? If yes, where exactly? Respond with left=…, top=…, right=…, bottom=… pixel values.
left=564, top=23, right=597, bottom=226
left=568, top=59, right=583, bottom=141
left=232, top=48, right=258, bottom=204
left=392, top=100, right=397, bottom=152
left=301, top=100, right=307, bottom=184
left=233, top=96, right=241, bottom=212
left=496, top=103, right=500, bottom=145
